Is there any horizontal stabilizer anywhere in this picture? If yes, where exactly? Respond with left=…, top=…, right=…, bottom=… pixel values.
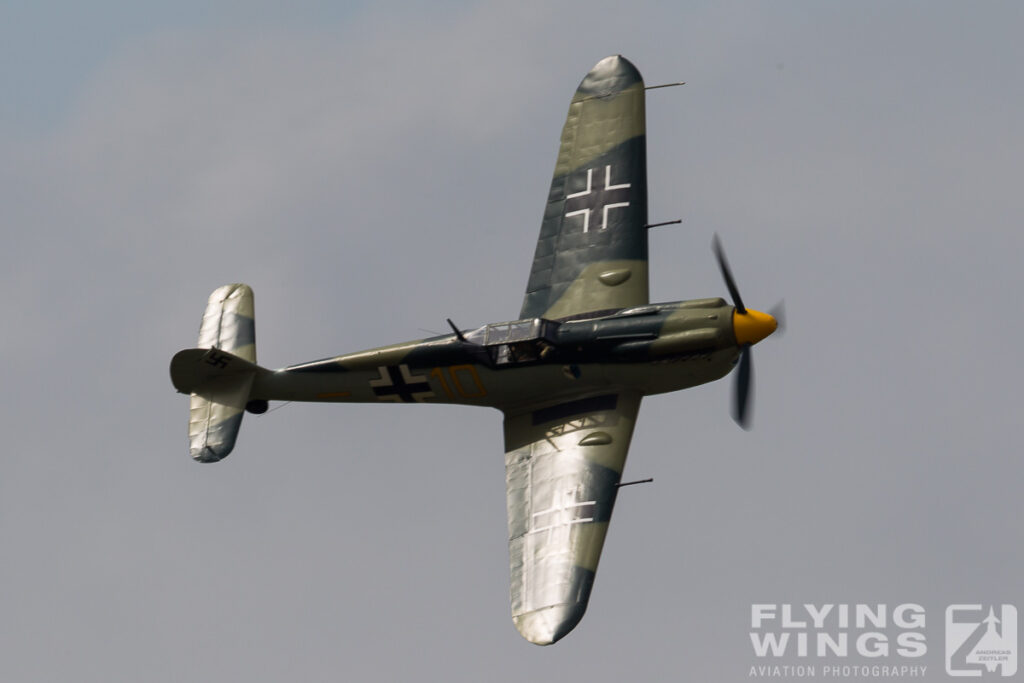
left=198, top=283, right=257, bottom=362
left=171, top=283, right=263, bottom=463
left=171, top=347, right=266, bottom=463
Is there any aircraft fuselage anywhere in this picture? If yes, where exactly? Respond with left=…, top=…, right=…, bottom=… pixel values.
left=253, top=297, right=740, bottom=413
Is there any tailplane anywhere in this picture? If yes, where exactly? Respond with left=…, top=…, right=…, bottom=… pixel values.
left=169, top=284, right=266, bottom=463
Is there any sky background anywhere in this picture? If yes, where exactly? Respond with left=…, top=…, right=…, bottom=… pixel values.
left=2, top=2, right=1022, bottom=681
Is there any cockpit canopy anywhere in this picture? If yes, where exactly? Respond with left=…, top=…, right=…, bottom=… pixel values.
left=464, top=318, right=560, bottom=366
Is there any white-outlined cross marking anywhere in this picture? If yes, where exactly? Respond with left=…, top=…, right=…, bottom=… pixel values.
left=369, top=364, right=435, bottom=402
left=564, top=164, right=631, bottom=233
left=528, top=487, right=597, bottom=535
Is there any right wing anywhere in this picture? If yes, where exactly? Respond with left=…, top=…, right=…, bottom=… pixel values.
left=503, top=391, right=642, bottom=644
left=520, top=55, right=649, bottom=321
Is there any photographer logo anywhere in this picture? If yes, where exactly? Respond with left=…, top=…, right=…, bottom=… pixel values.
left=946, top=604, right=1017, bottom=677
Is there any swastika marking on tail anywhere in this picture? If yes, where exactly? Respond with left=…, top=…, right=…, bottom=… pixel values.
left=205, top=350, right=231, bottom=369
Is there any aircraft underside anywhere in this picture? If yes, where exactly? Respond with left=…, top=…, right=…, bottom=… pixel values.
left=169, top=55, right=779, bottom=646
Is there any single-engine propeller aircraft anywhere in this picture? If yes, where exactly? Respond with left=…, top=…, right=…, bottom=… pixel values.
left=170, top=55, right=779, bottom=645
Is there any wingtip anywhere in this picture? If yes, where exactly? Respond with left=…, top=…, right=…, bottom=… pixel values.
left=513, top=603, right=586, bottom=645
left=576, top=55, right=643, bottom=99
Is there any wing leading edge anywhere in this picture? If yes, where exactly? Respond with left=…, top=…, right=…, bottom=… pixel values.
left=504, top=391, right=642, bottom=644
left=520, top=55, right=649, bottom=320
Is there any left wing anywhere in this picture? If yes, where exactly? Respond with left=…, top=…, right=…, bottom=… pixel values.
left=519, top=55, right=649, bottom=320
left=503, top=391, right=642, bottom=645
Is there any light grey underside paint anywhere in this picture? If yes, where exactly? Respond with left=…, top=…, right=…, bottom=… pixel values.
left=188, top=283, right=258, bottom=462
left=503, top=391, right=642, bottom=644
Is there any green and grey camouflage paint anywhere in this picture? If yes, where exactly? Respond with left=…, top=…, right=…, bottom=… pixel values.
left=170, top=56, right=769, bottom=646
left=522, top=55, right=648, bottom=320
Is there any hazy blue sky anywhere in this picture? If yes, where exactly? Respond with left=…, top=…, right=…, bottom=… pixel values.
left=2, top=3, right=1022, bottom=680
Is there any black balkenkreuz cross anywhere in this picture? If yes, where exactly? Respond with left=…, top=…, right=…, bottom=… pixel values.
left=563, top=164, right=631, bottom=233
left=369, top=364, right=435, bottom=402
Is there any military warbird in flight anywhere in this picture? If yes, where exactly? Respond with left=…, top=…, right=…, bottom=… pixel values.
left=170, top=55, right=779, bottom=645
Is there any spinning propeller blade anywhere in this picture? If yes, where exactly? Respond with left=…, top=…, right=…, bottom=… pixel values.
left=769, top=300, right=786, bottom=337
left=712, top=234, right=746, bottom=314
left=712, top=235, right=779, bottom=430
left=734, top=344, right=753, bottom=428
